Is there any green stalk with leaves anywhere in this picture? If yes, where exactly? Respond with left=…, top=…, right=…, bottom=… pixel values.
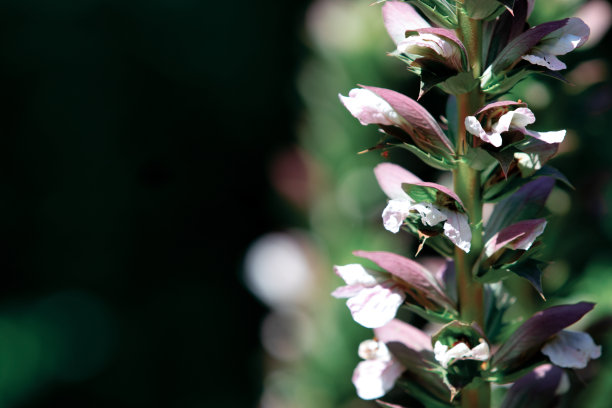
left=333, top=1, right=600, bottom=407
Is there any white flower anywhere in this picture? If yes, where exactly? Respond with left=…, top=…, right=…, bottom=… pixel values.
left=541, top=330, right=602, bottom=369
left=522, top=18, right=590, bottom=71
left=338, top=88, right=403, bottom=127
left=434, top=339, right=490, bottom=368
left=331, top=264, right=406, bottom=328
left=382, top=199, right=414, bottom=233
left=352, top=340, right=405, bottom=400
left=465, top=107, right=565, bottom=147
left=374, top=163, right=471, bottom=252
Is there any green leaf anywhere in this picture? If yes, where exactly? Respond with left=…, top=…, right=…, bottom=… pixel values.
left=399, top=143, right=456, bottom=170
left=508, top=258, right=547, bottom=299
left=432, top=321, right=485, bottom=348
left=412, top=58, right=458, bottom=98
left=403, top=303, right=458, bottom=324
left=445, top=95, right=458, bottom=146
left=463, top=147, right=496, bottom=171
left=403, top=184, right=438, bottom=203
left=484, top=283, right=516, bottom=343
left=407, top=0, right=458, bottom=28
left=464, top=0, right=504, bottom=19
left=438, top=72, right=479, bottom=95
left=481, top=67, right=530, bottom=96
left=475, top=267, right=512, bottom=284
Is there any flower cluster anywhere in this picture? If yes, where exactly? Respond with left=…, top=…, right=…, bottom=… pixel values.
left=333, top=1, right=600, bottom=406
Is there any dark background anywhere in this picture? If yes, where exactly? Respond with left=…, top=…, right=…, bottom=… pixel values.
left=0, top=1, right=310, bottom=406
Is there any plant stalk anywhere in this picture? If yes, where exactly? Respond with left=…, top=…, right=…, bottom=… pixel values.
left=454, top=7, right=490, bottom=408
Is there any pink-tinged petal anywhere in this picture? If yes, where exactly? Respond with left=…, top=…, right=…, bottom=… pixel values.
left=523, top=128, right=566, bottom=144
left=374, top=162, right=422, bottom=200
left=331, top=284, right=364, bottom=299
left=522, top=50, right=567, bottom=70
left=382, top=199, right=414, bottom=233
left=374, top=319, right=433, bottom=353
left=404, top=27, right=467, bottom=70
left=541, top=330, right=602, bottom=369
left=440, top=209, right=471, bottom=253
left=334, top=263, right=386, bottom=286
left=484, top=218, right=547, bottom=257
left=417, top=257, right=451, bottom=288
left=339, top=88, right=402, bottom=126
left=346, top=284, right=406, bottom=328
left=382, top=1, right=429, bottom=45
left=352, top=358, right=404, bottom=400
left=361, top=86, right=454, bottom=156
left=476, top=100, right=526, bottom=115
left=397, top=32, right=463, bottom=71
left=353, top=250, right=454, bottom=310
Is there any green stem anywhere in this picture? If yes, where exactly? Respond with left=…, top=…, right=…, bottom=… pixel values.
left=454, top=6, right=490, bottom=408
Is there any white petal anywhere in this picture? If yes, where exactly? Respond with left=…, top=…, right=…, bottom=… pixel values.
left=358, top=339, right=392, bottom=362
left=541, top=330, right=602, bottom=369
left=465, top=116, right=503, bottom=147
left=434, top=340, right=490, bottom=368
left=522, top=50, right=567, bottom=71
left=411, top=202, right=447, bottom=227
left=334, top=264, right=386, bottom=286
left=339, top=88, right=401, bottom=126
left=465, top=115, right=485, bottom=136
left=382, top=199, right=414, bottom=233
left=440, top=209, right=471, bottom=253
left=523, top=129, right=566, bottom=144
left=346, top=284, right=406, bottom=328
left=514, top=152, right=542, bottom=177
left=467, top=341, right=490, bottom=361
left=352, top=358, right=404, bottom=400
left=508, top=107, right=536, bottom=128
left=434, top=341, right=470, bottom=368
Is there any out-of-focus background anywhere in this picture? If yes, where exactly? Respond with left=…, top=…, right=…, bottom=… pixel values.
left=0, top=0, right=611, bottom=407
